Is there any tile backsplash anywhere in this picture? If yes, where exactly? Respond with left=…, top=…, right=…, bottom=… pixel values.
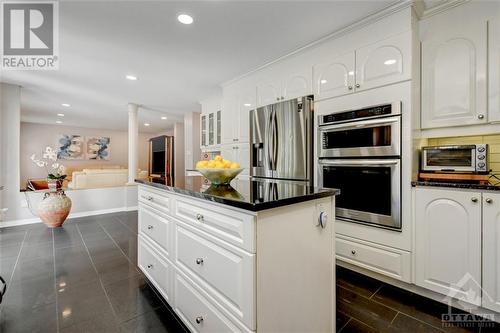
left=427, top=134, right=500, bottom=174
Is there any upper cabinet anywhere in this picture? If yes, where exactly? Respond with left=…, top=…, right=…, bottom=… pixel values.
left=355, top=31, right=412, bottom=92
left=256, top=64, right=312, bottom=108
left=313, top=51, right=355, bottom=100
left=222, top=82, right=254, bottom=144
left=200, top=96, right=222, bottom=149
left=489, top=18, right=500, bottom=123
left=313, top=31, right=412, bottom=102
left=421, top=20, right=487, bottom=129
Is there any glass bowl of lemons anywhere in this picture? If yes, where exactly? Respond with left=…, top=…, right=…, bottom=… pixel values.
left=196, top=155, right=242, bottom=185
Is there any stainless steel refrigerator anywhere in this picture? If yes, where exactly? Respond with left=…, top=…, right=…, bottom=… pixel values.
left=250, top=96, right=313, bottom=184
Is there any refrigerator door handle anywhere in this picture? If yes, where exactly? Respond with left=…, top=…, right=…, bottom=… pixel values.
left=272, top=108, right=278, bottom=170
left=266, top=109, right=274, bottom=170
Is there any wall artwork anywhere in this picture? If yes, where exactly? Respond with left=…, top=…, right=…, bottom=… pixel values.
left=57, top=135, right=85, bottom=160
left=86, top=137, right=110, bottom=160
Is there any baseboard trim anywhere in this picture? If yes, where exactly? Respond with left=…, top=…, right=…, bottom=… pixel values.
left=0, top=206, right=138, bottom=228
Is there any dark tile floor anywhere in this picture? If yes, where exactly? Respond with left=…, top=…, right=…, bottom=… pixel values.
left=0, top=212, right=499, bottom=333
left=0, top=211, right=188, bottom=333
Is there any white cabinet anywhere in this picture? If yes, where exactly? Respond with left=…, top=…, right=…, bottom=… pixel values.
left=421, top=21, right=487, bottom=129
left=482, top=192, right=500, bottom=312
left=222, top=85, right=254, bottom=144
left=256, top=65, right=312, bottom=107
left=200, top=114, right=207, bottom=147
left=200, top=97, right=222, bottom=149
left=355, top=31, right=412, bottom=92
left=313, top=31, right=411, bottom=102
left=221, top=143, right=250, bottom=176
left=489, top=19, right=500, bottom=123
left=313, top=51, right=355, bottom=100
left=415, top=188, right=482, bottom=305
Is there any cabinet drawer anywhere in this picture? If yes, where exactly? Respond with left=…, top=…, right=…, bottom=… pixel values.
left=173, top=196, right=255, bottom=253
left=336, top=235, right=411, bottom=282
left=174, top=271, right=251, bottom=333
left=139, top=186, right=171, bottom=214
left=176, top=224, right=255, bottom=330
left=138, top=204, right=172, bottom=258
left=138, top=236, right=173, bottom=303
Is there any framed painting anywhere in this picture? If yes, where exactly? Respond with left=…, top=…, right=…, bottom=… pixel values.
left=86, top=137, right=110, bottom=160
left=57, top=135, right=85, bottom=160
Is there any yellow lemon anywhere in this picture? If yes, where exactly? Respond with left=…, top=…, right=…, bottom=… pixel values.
left=230, top=162, right=240, bottom=169
left=214, top=155, right=223, bottom=162
left=196, top=160, right=208, bottom=168
left=222, top=160, right=232, bottom=168
left=207, top=160, right=216, bottom=168
left=214, top=161, right=224, bottom=169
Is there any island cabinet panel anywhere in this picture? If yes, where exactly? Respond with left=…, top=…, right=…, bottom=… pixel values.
left=173, top=196, right=256, bottom=253
left=174, top=270, right=252, bottom=333
left=415, top=188, right=482, bottom=305
left=482, top=192, right=500, bottom=312
left=175, top=223, right=256, bottom=330
left=138, top=186, right=171, bottom=214
left=138, top=203, right=172, bottom=258
left=138, top=236, right=174, bottom=304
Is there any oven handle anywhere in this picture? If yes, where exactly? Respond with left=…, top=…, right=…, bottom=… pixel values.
left=318, top=159, right=400, bottom=166
left=318, top=116, right=400, bottom=132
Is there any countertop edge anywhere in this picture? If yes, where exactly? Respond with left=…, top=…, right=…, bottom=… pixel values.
left=135, top=179, right=340, bottom=212
left=411, top=181, right=500, bottom=191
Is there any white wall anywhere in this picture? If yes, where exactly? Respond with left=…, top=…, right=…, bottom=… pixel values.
left=174, top=122, right=185, bottom=187
left=0, top=83, right=21, bottom=221
left=20, top=122, right=150, bottom=187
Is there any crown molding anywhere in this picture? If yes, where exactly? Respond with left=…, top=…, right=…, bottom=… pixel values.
left=221, top=0, right=413, bottom=88
left=418, top=0, right=470, bottom=20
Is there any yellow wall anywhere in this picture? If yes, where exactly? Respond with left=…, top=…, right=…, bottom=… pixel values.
left=427, top=134, right=500, bottom=174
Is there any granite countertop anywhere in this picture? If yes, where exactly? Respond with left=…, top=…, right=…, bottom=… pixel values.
left=412, top=181, right=500, bottom=191
left=136, top=178, right=340, bottom=212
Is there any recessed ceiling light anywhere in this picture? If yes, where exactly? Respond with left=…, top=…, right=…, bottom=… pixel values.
left=56, top=120, right=63, bottom=124
left=243, top=103, right=251, bottom=107
left=57, top=113, right=64, bottom=117
left=61, top=103, right=70, bottom=107
left=320, top=79, right=328, bottom=84
left=384, top=59, right=397, bottom=65
left=177, top=14, right=193, bottom=25
left=126, top=75, right=138, bottom=81
left=161, top=116, right=167, bottom=120
left=144, top=123, right=150, bottom=127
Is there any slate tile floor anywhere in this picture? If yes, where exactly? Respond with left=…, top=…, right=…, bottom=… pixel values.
left=0, top=211, right=498, bottom=332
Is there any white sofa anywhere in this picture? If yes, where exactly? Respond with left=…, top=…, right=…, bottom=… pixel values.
left=68, top=168, right=148, bottom=189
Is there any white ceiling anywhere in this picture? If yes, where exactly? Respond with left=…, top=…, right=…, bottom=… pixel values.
left=1, top=0, right=397, bottom=133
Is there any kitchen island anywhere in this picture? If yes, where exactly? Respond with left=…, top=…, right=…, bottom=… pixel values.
left=135, top=178, right=339, bottom=333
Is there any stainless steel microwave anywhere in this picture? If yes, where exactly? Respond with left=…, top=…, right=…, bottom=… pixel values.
left=421, top=144, right=488, bottom=173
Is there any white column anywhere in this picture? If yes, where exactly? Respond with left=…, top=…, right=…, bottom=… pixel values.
left=127, top=103, right=139, bottom=185
left=0, top=83, right=21, bottom=222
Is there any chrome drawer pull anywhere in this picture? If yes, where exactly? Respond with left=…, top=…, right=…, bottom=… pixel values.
left=196, top=258, right=204, bottom=265
left=147, top=264, right=154, bottom=269
left=142, top=195, right=154, bottom=201
left=196, top=213, right=204, bottom=222
left=147, top=225, right=153, bottom=230
left=195, top=316, right=204, bottom=324
left=486, top=198, right=493, bottom=204
left=471, top=197, right=478, bottom=203
left=351, top=250, right=356, bottom=255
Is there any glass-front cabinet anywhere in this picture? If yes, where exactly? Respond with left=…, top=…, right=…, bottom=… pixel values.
left=200, top=110, right=222, bottom=149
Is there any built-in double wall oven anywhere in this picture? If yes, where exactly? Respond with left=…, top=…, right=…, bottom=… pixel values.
left=318, top=102, right=402, bottom=230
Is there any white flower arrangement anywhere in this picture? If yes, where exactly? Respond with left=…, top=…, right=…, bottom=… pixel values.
left=31, top=147, right=67, bottom=180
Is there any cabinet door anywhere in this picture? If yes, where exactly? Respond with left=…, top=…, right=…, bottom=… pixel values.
left=421, top=22, right=487, bottom=128
left=489, top=19, right=500, bottom=123
left=238, top=89, right=255, bottom=143
left=415, top=188, right=482, bottom=305
left=355, top=31, right=411, bottom=92
left=200, top=114, right=207, bottom=147
left=282, top=66, right=312, bottom=100
left=216, top=110, right=221, bottom=145
left=235, top=143, right=250, bottom=176
left=221, top=93, right=237, bottom=145
left=208, top=113, right=214, bottom=146
left=220, top=144, right=235, bottom=162
left=483, top=193, right=500, bottom=312
left=256, top=79, right=281, bottom=107
left=313, top=51, right=355, bottom=101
